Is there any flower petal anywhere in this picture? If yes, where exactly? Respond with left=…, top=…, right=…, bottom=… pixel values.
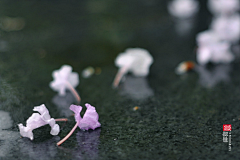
left=70, top=104, right=82, bottom=123
left=50, top=124, right=60, bottom=135
left=18, top=124, right=34, bottom=140
left=79, top=103, right=101, bottom=130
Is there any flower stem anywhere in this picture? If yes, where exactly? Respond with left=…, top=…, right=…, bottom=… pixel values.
left=57, top=122, right=79, bottom=146
left=55, top=118, right=68, bottom=122
left=66, top=82, right=81, bottom=103
left=113, top=66, right=129, bottom=88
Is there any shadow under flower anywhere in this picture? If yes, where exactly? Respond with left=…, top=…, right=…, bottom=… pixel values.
left=17, top=136, right=60, bottom=160
left=174, top=18, right=196, bottom=37
left=119, top=76, right=154, bottom=101
left=52, top=91, right=75, bottom=117
left=58, top=129, right=101, bottom=160
left=195, top=64, right=231, bottom=88
left=74, top=129, right=101, bottom=159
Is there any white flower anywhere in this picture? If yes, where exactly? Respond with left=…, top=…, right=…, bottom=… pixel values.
left=50, top=65, right=80, bottom=102
left=208, top=0, right=240, bottom=15
left=18, top=104, right=60, bottom=140
left=196, top=30, right=220, bottom=46
left=168, top=0, right=199, bottom=19
left=113, top=48, right=153, bottom=87
left=196, top=30, right=234, bottom=65
left=211, top=14, right=240, bottom=43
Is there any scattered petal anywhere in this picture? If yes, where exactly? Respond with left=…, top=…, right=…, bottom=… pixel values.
left=18, top=104, right=60, bottom=140
left=78, top=103, right=101, bottom=130
left=113, top=48, right=153, bottom=87
left=70, top=103, right=101, bottom=130
left=50, top=65, right=81, bottom=102
left=211, top=14, right=240, bottom=43
left=196, top=30, right=234, bottom=65
left=57, top=103, right=101, bottom=146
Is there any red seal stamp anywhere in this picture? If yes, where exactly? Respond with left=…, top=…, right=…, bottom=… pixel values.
left=223, top=124, right=231, bottom=131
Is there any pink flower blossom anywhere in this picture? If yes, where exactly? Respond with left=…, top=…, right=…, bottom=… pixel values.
left=50, top=65, right=81, bottom=103
left=18, top=104, right=67, bottom=140
left=57, top=103, right=101, bottom=146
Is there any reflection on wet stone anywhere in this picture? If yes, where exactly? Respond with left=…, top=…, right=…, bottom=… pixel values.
left=74, top=129, right=101, bottom=159
left=0, top=110, right=19, bottom=157
left=0, top=40, right=8, bottom=52
left=119, top=76, right=154, bottom=100
left=0, top=111, right=12, bottom=130
left=195, top=64, right=231, bottom=88
left=174, top=19, right=195, bottom=36
left=52, top=92, right=75, bottom=117
left=18, top=136, right=60, bottom=160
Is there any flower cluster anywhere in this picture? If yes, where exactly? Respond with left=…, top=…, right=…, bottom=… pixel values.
left=17, top=64, right=105, bottom=146
left=18, top=102, right=100, bottom=145
left=196, top=0, right=239, bottom=65
left=18, top=51, right=153, bottom=143
left=174, top=0, right=239, bottom=75
left=196, top=30, right=234, bottom=65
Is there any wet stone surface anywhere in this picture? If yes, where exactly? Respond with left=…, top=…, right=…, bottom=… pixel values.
left=0, top=0, right=240, bottom=159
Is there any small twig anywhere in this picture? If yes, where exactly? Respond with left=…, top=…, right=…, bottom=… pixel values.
left=66, top=81, right=81, bottom=103
left=113, top=66, right=129, bottom=88
left=57, top=122, right=79, bottom=146
left=55, top=118, right=68, bottom=122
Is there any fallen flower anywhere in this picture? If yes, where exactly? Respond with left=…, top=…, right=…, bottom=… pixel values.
left=18, top=104, right=67, bottom=140
left=196, top=30, right=220, bottom=46
left=196, top=30, right=234, bottom=65
left=57, top=103, right=101, bottom=146
left=208, top=0, right=239, bottom=16
left=50, top=65, right=81, bottom=103
left=211, top=14, right=240, bottom=43
left=168, top=0, right=199, bottom=19
left=113, top=48, right=153, bottom=87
